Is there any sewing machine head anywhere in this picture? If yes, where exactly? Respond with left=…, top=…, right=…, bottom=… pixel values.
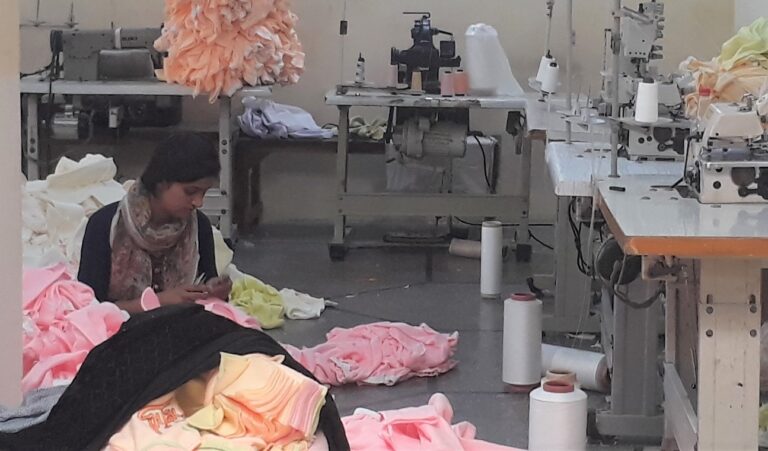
left=685, top=96, right=768, bottom=203
left=52, top=28, right=162, bottom=82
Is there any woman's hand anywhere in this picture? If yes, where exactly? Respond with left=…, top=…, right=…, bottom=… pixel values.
left=157, top=285, right=208, bottom=306
left=205, top=276, right=233, bottom=300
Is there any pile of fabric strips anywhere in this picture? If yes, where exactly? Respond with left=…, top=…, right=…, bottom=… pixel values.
left=681, top=17, right=768, bottom=118
left=284, top=322, right=458, bottom=386
left=22, top=264, right=127, bottom=393
left=154, top=0, right=305, bottom=102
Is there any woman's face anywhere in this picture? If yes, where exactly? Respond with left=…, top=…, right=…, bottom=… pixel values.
left=155, top=177, right=217, bottom=220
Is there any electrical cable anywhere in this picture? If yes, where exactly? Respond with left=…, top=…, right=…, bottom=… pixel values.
left=453, top=217, right=554, bottom=228
left=608, top=256, right=664, bottom=309
left=528, top=230, right=554, bottom=250
left=472, top=135, right=493, bottom=191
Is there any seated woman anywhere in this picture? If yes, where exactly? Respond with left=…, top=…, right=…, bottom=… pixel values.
left=78, top=133, right=232, bottom=314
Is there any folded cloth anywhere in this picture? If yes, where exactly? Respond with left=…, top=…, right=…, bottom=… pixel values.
left=284, top=322, right=458, bottom=386
left=0, top=386, right=66, bottom=433
left=342, top=393, right=521, bottom=451
left=239, top=97, right=334, bottom=139
left=229, top=274, right=285, bottom=329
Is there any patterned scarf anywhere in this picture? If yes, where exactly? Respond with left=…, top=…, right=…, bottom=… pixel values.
left=108, top=182, right=199, bottom=301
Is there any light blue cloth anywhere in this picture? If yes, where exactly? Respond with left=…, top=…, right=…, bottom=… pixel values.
left=0, top=385, right=66, bottom=432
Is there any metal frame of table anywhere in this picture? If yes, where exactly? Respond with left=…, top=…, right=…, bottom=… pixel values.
left=19, top=78, right=272, bottom=239
left=541, top=142, right=683, bottom=333
left=598, top=175, right=768, bottom=451
left=324, top=89, right=532, bottom=260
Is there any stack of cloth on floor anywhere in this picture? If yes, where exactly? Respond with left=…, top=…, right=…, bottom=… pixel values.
left=284, top=322, right=458, bottom=386
left=23, top=154, right=126, bottom=274
left=239, top=97, right=335, bottom=139
left=155, top=0, right=305, bottom=101
left=343, top=393, right=521, bottom=451
left=0, top=305, right=349, bottom=451
left=681, top=17, right=768, bottom=118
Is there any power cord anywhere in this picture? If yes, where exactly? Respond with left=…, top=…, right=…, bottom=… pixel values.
left=609, top=256, right=664, bottom=309
left=472, top=135, right=493, bottom=191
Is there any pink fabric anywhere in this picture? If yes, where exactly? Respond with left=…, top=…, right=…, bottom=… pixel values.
left=284, top=322, right=458, bottom=386
left=22, top=265, right=127, bottom=392
left=154, top=0, right=305, bottom=102
left=342, top=393, right=522, bottom=451
left=140, top=288, right=261, bottom=330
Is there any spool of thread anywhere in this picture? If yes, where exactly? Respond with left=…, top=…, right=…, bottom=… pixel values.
left=535, top=54, right=555, bottom=83
left=387, top=64, right=399, bottom=87
left=480, top=221, right=503, bottom=299
left=440, top=70, right=455, bottom=97
left=355, top=53, right=365, bottom=84
left=503, top=293, right=543, bottom=392
left=453, top=70, right=469, bottom=96
left=449, top=238, right=508, bottom=260
left=634, top=79, right=659, bottom=123
left=542, top=370, right=580, bottom=389
left=528, top=381, right=588, bottom=451
left=410, top=71, right=423, bottom=92
left=540, top=61, right=559, bottom=94
left=541, top=344, right=610, bottom=393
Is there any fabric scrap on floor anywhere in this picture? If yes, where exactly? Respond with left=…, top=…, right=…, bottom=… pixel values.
left=22, top=264, right=128, bottom=393
left=0, top=305, right=349, bottom=451
left=239, top=97, right=335, bottom=139
left=229, top=273, right=285, bottom=329
left=349, top=116, right=387, bottom=141
left=155, top=0, right=305, bottom=102
left=342, top=393, right=521, bottom=451
left=0, top=386, right=66, bottom=433
left=280, top=288, right=327, bottom=320
left=284, top=322, right=458, bottom=386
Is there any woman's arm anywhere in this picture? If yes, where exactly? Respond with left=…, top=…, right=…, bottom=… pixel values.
left=196, top=211, right=219, bottom=281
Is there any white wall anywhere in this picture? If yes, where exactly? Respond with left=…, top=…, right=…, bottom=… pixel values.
left=19, top=0, right=735, bottom=224
left=1, top=0, right=24, bottom=406
left=735, top=0, right=768, bottom=30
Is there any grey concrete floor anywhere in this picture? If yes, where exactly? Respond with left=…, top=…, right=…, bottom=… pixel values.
left=233, top=223, right=655, bottom=451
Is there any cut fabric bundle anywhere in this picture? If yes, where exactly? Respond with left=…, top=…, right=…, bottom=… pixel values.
left=342, top=393, right=521, bottom=451
left=284, top=322, right=458, bottom=386
left=106, top=352, right=328, bottom=450
left=140, top=287, right=262, bottom=330
left=155, top=0, right=305, bottom=102
left=22, top=264, right=128, bottom=393
left=239, top=97, right=335, bottom=139
left=23, top=155, right=126, bottom=273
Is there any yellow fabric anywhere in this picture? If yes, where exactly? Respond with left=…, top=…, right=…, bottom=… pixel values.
left=719, top=17, right=768, bottom=70
left=681, top=57, right=768, bottom=118
left=187, top=353, right=326, bottom=449
left=230, top=274, right=285, bottom=329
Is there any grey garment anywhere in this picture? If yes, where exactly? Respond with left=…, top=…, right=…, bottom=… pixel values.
left=0, top=386, right=67, bottom=433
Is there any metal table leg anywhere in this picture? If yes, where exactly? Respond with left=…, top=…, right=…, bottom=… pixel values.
left=24, top=94, right=40, bottom=180
left=216, top=96, right=233, bottom=240
left=515, top=129, right=532, bottom=262
left=329, top=105, right=350, bottom=261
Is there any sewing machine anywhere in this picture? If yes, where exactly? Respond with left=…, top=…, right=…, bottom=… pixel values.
left=43, top=27, right=181, bottom=138
left=599, top=1, right=689, bottom=160
left=390, top=12, right=461, bottom=94
left=685, top=96, right=768, bottom=203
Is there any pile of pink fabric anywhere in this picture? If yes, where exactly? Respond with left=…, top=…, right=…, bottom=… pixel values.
left=343, top=393, right=522, bottom=451
left=154, top=0, right=305, bottom=102
left=284, top=322, right=458, bottom=386
left=22, top=264, right=128, bottom=393
left=140, top=287, right=261, bottom=330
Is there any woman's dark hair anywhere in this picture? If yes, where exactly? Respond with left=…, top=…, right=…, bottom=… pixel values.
left=141, top=133, right=221, bottom=195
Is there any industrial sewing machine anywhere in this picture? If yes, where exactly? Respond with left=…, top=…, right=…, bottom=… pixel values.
left=390, top=12, right=461, bottom=94
left=599, top=1, right=689, bottom=160
left=685, top=95, right=768, bottom=203
left=42, top=27, right=181, bottom=140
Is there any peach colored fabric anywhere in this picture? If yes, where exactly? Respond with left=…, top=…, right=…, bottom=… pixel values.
left=22, top=265, right=127, bottom=393
left=681, top=57, right=768, bottom=118
left=284, top=322, right=458, bottom=386
left=154, top=0, right=305, bottom=102
left=342, top=393, right=522, bottom=451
